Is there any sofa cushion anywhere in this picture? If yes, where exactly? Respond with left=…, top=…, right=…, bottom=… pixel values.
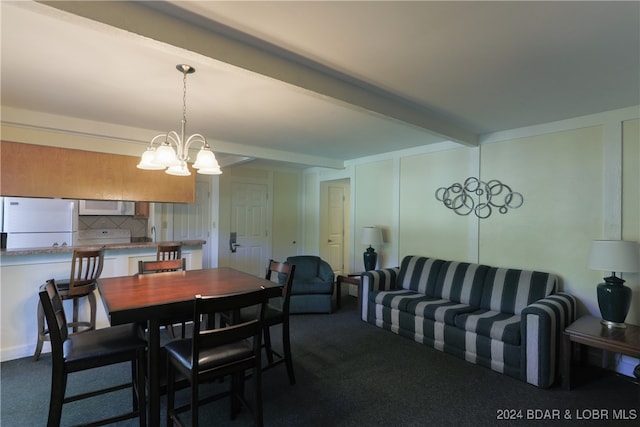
left=405, top=296, right=478, bottom=326
left=432, top=261, right=489, bottom=306
left=455, top=309, right=522, bottom=346
left=397, top=256, right=446, bottom=293
left=480, top=268, right=557, bottom=315
left=372, top=289, right=424, bottom=312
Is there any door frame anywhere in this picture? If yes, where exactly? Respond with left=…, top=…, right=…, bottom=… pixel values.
left=220, top=172, right=274, bottom=273
left=319, top=178, right=350, bottom=275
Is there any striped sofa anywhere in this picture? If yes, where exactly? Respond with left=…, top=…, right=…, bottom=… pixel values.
left=361, top=255, right=576, bottom=388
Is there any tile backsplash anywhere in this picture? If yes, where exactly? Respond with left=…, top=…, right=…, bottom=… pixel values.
left=79, top=215, right=148, bottom=239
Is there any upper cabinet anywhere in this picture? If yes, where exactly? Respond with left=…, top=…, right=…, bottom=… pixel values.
left=134, top=201, right=149, bottom=219
left=0, top=141, right=196, bottom=202
left=79, top=200, right=135, bottom=215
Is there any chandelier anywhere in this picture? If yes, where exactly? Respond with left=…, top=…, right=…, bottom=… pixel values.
left=137, top=64, right=221, bottom=176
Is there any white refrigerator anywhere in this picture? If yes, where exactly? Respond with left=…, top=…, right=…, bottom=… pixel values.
left=2, top=197, right=78, bottom=249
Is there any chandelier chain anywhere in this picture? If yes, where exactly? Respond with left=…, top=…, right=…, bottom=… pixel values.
left=182, top=69, right=188, bottom=125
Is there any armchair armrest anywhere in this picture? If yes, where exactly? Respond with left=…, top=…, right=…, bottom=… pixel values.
left=318, top=260, right=336, bottom=285
left=520, top=292, right=577, bottom=388
left=360, top=267, right=400, bottom=322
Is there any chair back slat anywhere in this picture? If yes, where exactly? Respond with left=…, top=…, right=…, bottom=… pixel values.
left=39, top=279, right=69, bottom=353
left=138, top=258, right=186, bottom=274
left=157, top=243, right=182, bottom=261
left=267, top=260, right=296, bottom=308
left=68, top=249, right=104, bottom=296
left=191, top=289, right=268, bottom=370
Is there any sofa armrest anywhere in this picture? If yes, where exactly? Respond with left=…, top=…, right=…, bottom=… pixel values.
left=360, top=267, right=400, bottom=322
left=520, top=292, right=577, bottom=388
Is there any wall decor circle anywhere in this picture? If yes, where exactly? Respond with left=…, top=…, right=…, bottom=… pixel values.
left=435, top=177, right=523, bottom=219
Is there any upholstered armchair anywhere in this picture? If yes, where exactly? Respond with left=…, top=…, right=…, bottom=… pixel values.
left=284, top=256, right=335, bottom=314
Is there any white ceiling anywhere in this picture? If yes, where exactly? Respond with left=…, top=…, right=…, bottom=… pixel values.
left=1, top=1, right=638, bottom=169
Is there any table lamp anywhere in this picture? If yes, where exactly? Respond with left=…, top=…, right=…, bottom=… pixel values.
left=361, top=227, right=383, bottom=271
left=588, top=240, right=640, bottom=328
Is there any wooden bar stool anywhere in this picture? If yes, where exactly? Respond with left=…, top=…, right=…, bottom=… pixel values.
left=38, top=279, right=147, bottom=426
left=157, top=243, right=181, bottom=261
left=34, top=248, right=104, bottom=361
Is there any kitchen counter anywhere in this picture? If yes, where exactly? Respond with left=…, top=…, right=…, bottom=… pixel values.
left=0, top=240, right=206, bottom=256
left=1, top=240, right=204, bottom=362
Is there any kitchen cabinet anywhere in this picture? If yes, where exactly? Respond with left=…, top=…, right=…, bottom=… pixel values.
left=134, top=202, right=149, bottom=218
left=0, top=141, right=196, bottom=203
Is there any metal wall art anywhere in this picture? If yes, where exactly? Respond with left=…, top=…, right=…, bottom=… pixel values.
left=435, top=177, right=523, bottom=219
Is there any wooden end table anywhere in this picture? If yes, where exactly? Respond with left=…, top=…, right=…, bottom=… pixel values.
left=562, top=315, right=640, bottom=390
left=336, top=274, right=361, bottom=310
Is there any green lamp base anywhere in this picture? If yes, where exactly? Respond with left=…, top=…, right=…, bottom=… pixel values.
left=363, top=246, right=377, bottom=271
left=597, top=276, right=631, bottom=329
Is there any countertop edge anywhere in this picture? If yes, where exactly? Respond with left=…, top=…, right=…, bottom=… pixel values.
left=0, top=240, right=206, bottom=256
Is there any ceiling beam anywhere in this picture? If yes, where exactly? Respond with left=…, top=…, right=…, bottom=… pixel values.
left=40, top=1, right=478, bottom=147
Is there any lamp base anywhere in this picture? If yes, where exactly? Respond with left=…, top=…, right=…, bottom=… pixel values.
left=597, top=277, right=631, bottom=329
left=600, top=319, right=626, bottom=329
left=363, top=246, right=377, bottom=271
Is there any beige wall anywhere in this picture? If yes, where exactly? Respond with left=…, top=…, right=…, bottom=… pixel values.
left=400, top=147, right=475, bottom=262
left=480, top=126, right=604, bottom=317
left=622, top=119, right=639, bottom=324
left=272, top=169, right=302, bottom=261
left=305, top=107, right=639, bottom=336
left=354, top=159, right=396, bottom=270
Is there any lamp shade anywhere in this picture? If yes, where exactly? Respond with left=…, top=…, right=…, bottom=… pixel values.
left=165, top=162, right=191, bottom=176
left=588, top=240, right=640, bottom=273
left=192, top=147, right=219, bottom=170
left=153, top=143, right=180, bottom=167
left=136, top=147, right=165, bottom=170
left=361, top=227, right=383, bottom=246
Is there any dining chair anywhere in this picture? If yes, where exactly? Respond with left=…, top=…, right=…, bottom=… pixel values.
left=38, top=279, right=147, bottom=427
left=137, top=258, right=188, bottom=338
left=138, top=258, right=187, bottom=274
left=221, top=260, right=297, bottom=385
left=34, top=248, right=104, bottom=361
left=165, top=289, right=268, bottom=427
left=157, top=243, right=182, bottom=261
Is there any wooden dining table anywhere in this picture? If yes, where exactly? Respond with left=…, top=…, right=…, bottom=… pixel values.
left=98, top=267, right=283, bottom=426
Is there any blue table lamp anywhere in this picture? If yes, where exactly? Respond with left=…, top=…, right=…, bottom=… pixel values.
left=361, top=227, right=383, bottom=271
left=588, top=240, right=639, bottom=328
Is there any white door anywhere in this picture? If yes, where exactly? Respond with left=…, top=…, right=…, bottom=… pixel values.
left=173, top=180, right=211, bottom=268
left=229, top=182, right=269, bottom=276
left=320, top=180, right=348, bottom=276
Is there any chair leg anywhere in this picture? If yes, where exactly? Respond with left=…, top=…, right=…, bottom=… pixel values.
left=166, top=359, right=175, bottom=427
left=72, top=298, right=79, bottom=333
left=263, top=327, right=274, bottom=365
left=230, top=372, right=244, bottom=420
left=253, top=365, right=264, bottom=427
left=136, top=350, right=147, bottom=427
left=47, top=362, right=67, bottom=427
left=282, top=319, right=296, bottom=385
left=191, top=375, right=199, bottom=427
left=87, top=291, right=97, bottom=331
left=34, top=301, right=47, bottom=361
left=166, top=323, right=176, bottom=339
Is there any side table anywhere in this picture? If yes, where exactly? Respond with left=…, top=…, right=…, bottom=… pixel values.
left=336, top=274, right=361, bottom=310
left=562, top=315, right=640, bottom=390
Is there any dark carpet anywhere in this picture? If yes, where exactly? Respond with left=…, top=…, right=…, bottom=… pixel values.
left=2, top=296, right=638, bottom=426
